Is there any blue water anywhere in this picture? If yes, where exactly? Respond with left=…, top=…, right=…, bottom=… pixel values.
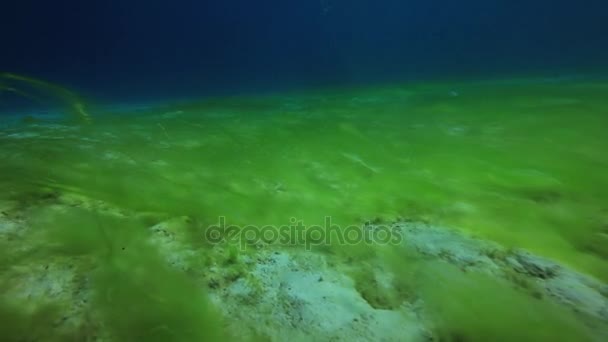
left=2, top=0, right=607, bottom=103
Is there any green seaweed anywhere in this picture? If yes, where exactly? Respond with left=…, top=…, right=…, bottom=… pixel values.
left=93, top=245, right=224, bottom=341
left=0, top=300, right=67, bottom=342
left=2, top=78, right=608, bottom=340
left=25, top=207, right=226, bottom=341
left=1, top=72, right=92, bottom=123
left=419, top=262, right=592, bottom=341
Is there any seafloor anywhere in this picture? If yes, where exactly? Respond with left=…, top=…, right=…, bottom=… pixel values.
left=1, top=78, right=607, bottom=341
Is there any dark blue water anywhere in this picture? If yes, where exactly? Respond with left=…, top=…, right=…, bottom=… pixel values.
left=1, top=0, right=607, bottom=102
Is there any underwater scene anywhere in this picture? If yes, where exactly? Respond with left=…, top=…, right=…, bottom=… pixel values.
left=1, top=1, right=608, bottom=341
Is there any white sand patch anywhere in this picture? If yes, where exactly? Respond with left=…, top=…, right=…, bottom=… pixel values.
left=218, top=250, right=427, bottom=341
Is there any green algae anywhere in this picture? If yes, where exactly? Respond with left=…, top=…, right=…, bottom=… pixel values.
left=1, top=77, right=608, bottom=340
left=3, top=80, right=608, bottom=273
left=0, top=73, right=92, bottom=123
left=19, top=207, right=225, bottom=341
left=0, top=300, right=68, bottom=342
left=418, top=262, right=593, bottom=341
